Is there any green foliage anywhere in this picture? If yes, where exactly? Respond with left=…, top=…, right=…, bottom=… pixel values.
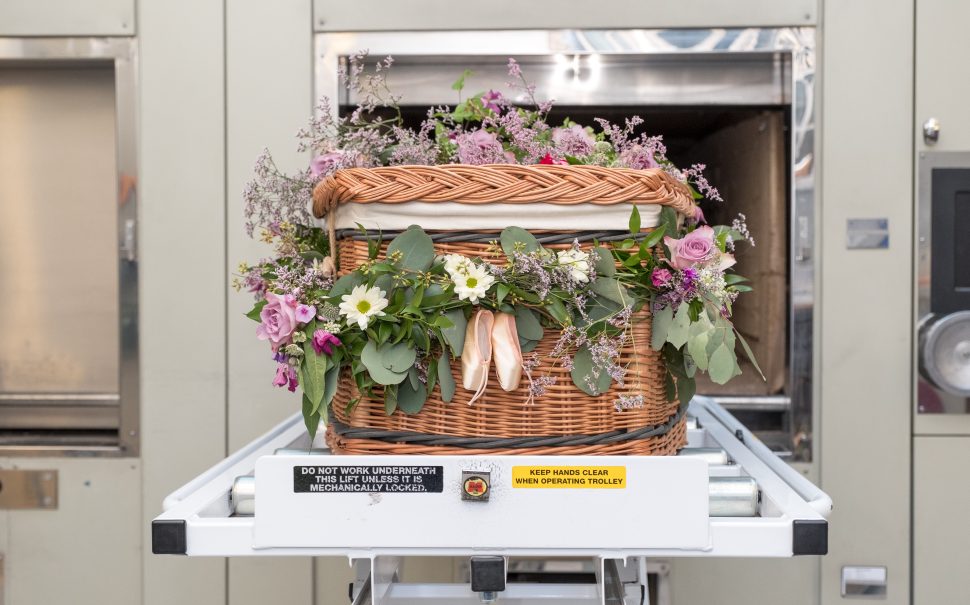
left=361, top=341, right=408, bottom=385
left=629, top=205, right=641, bottom=234
left=437, top=350, right=456, bottom=402
left=500, top=226, right=540, bottom=256
left=571, top=346, right=612, bottom=396
left=245, top=299, right=267, bottom=322
left=386, top=226, right=435, bottom=271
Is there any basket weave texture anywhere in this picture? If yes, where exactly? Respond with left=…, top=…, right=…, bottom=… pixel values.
left=312, top=164, right=694, bottom=456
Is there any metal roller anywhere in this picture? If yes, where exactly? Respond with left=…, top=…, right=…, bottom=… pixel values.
left=229, top=474, right=760, bottom=517
left=678, top=447, right=730, bottom=465
left=709, top=477, right=759, bottom=517
left=230, top=475, right=255, bottom=516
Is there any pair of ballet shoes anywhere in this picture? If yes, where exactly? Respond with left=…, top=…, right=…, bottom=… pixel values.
left=461, top=309, right=523, bottom=404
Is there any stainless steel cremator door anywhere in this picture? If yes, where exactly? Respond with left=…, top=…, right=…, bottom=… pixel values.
left=0, top=38, right=141, bottom=605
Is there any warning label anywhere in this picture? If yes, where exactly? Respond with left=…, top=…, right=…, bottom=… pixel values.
left=293, top=465, right=444, bottom=493
left=511, top=466, right=626, bottom=489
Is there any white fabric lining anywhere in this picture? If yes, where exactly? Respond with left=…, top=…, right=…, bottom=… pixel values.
left=323, top=201, right=661, bottom=232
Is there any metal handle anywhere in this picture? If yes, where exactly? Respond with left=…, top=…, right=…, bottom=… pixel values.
left=121, top=218, right=137, bottom=262
left=923, top=117, right=940, bottom=144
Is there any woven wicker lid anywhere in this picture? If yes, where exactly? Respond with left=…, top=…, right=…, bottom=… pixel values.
left=312, top=164, right=697, bottom=219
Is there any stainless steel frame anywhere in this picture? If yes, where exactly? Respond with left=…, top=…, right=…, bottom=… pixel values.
left=314, top=28, right=816, bottom=459
left=0, top=37, right=139, bottom=456
left=916, top=151, right=970, bottom=414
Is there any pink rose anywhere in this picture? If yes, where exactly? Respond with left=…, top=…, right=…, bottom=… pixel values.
left=664, top=226, right=717, bottom=270
left=456, top=129, right=508, bottom=165
left=256, top=292, right=298, bottom=352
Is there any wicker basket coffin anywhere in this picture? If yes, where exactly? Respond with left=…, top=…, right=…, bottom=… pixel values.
left=312, top=164, right=696, bottom=455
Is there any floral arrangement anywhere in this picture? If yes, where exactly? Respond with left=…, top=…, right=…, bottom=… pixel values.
left=236, top=53, right=759, bottom=438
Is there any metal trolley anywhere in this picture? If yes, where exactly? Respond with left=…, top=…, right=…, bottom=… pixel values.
left=153, top=396, right=831, bottom=604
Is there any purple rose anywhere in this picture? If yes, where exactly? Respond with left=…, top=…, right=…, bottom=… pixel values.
left=310, top=151, right=346, bottom=178
left=256, top=292, right=298, bottom=352
left=456, top=129, right=509, bottom=165
left=664, top=226, right=717, bottom=270
left=311, top=330, right=342, bottom=356
left=651, top=268, right=673, bottom=288
left=295, top=304, right=316, bottom=324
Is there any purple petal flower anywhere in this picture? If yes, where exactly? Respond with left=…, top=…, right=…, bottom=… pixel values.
left=312, top=330, right=342, bottom=356
left=295, top=304, right=316, bottom=324
left=651, top=268, right=673, bottom=288
left=287, top=366, right=299, bottom=392
left=272, top=363, right=289, bottom=388
left=481, top=90, right=503, bottom=113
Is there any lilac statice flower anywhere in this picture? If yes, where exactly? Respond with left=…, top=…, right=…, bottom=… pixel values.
left=455, top=129, right=510, bottom=165
left=242, top=149, right=315, bottom=237
left=311, top=330, right=342, bottom=356
left=731, top=213, right=755, bottom=247
left=681, top=163, right=722, bottom=202
left=552, top=124, right=594, bottom=157
left=614, top=394, right=644, bottom=412
left=389, top=121, right=438, bottom=166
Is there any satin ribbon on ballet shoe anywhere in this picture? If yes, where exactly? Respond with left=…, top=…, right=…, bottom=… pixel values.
left=461, top=309, right=494, bottom=405
left=491, top=312, right=523, bottom=392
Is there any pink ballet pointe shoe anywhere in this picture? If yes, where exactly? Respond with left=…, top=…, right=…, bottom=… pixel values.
left=461, top=309, right=494, bottom=405
left=491, top=312, right=523, bottom=391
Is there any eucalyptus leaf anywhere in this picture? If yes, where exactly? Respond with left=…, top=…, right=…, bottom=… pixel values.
left=496, top=283, right=512, bottom=305
left=590, top=277, right=632, bottom=306
left=426, top=357, right=438, bottom=394
left=323, top=362, right=340, bottom=408
left=328, top=272, right=364, bottom=300
left=513, top=306, right=544, bottom=341
left=386, top=226, right=435, bottom=271
left=708, top=342, right=736, bottom=385
left=664, top=370, right=677, bottom=402
left=383, top=384, right=398, bottom=415
left=302, top=338, right=328, bottom=414
left=380, top=342, right=417, bottom=373
left=302, top=394, right=322, bottom=441
left=585, top=297, right=623, bottom=325
left=245, top=299, right=267, bottom=322
left=519, top=337, right=539, bottom=353
left=592, top=246, right=615, bottom=277
left=361, top=341, right=408, bottom=385
left=440, top=309, right=467, bottom=352
left=570, top=346, right=613, bottom=396
left=676, top=374, right=696, bottom=405
left=629, top=205, right=641, bottom=234
left=687, top=330, right=710, bottom=371
left=547, top=298, right=570, bottom=324
left=373, top=274, right=394, bottom=295
left=398, top=369, right=428, bottom=414
left=500, top=226, right=540, bottom=256
left=651, top=305, right=674, bottom=351
left=437, top=351, right=456, bottom=403
left=642, top=224, right=666, bottom=249
left=735, top=329, right=766, bottom=381
left=666, top=303, right=691, bottom=349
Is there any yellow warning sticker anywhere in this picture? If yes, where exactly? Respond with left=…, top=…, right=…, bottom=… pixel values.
left=511, top=466, right=626, bottom=489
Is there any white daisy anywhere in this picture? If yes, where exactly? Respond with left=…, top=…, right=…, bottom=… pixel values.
left=556, top=248, right=591, bottom=283
left=442, top=253, right=473, bottom=276
left=338, top=284, right=389, bottom=330
left=452, top=263, right=495, bottom=304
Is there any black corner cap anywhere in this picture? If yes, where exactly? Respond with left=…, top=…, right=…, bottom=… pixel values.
left=152, top=519, right=187, bottom=555
left=792, top=519, right=828, bottom=555
left=470, top=556, right=506, bottom=592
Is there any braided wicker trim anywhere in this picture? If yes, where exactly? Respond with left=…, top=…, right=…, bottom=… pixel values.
left=333, top=228, right=653, bottom=245
left=329, top=402, right=686, bottom=450
left=312, top=164, right=695, bottom=218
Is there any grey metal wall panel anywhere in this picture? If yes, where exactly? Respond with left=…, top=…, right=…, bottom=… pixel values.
left=0, top=0, right=134, bottom=36
left=313, top=0, right=817, bottom=31
left=914, top=436, right=970, bottom=603
left=819, top=0, right=913, bottom=603
left=138, top=0, right=227, bottom=602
